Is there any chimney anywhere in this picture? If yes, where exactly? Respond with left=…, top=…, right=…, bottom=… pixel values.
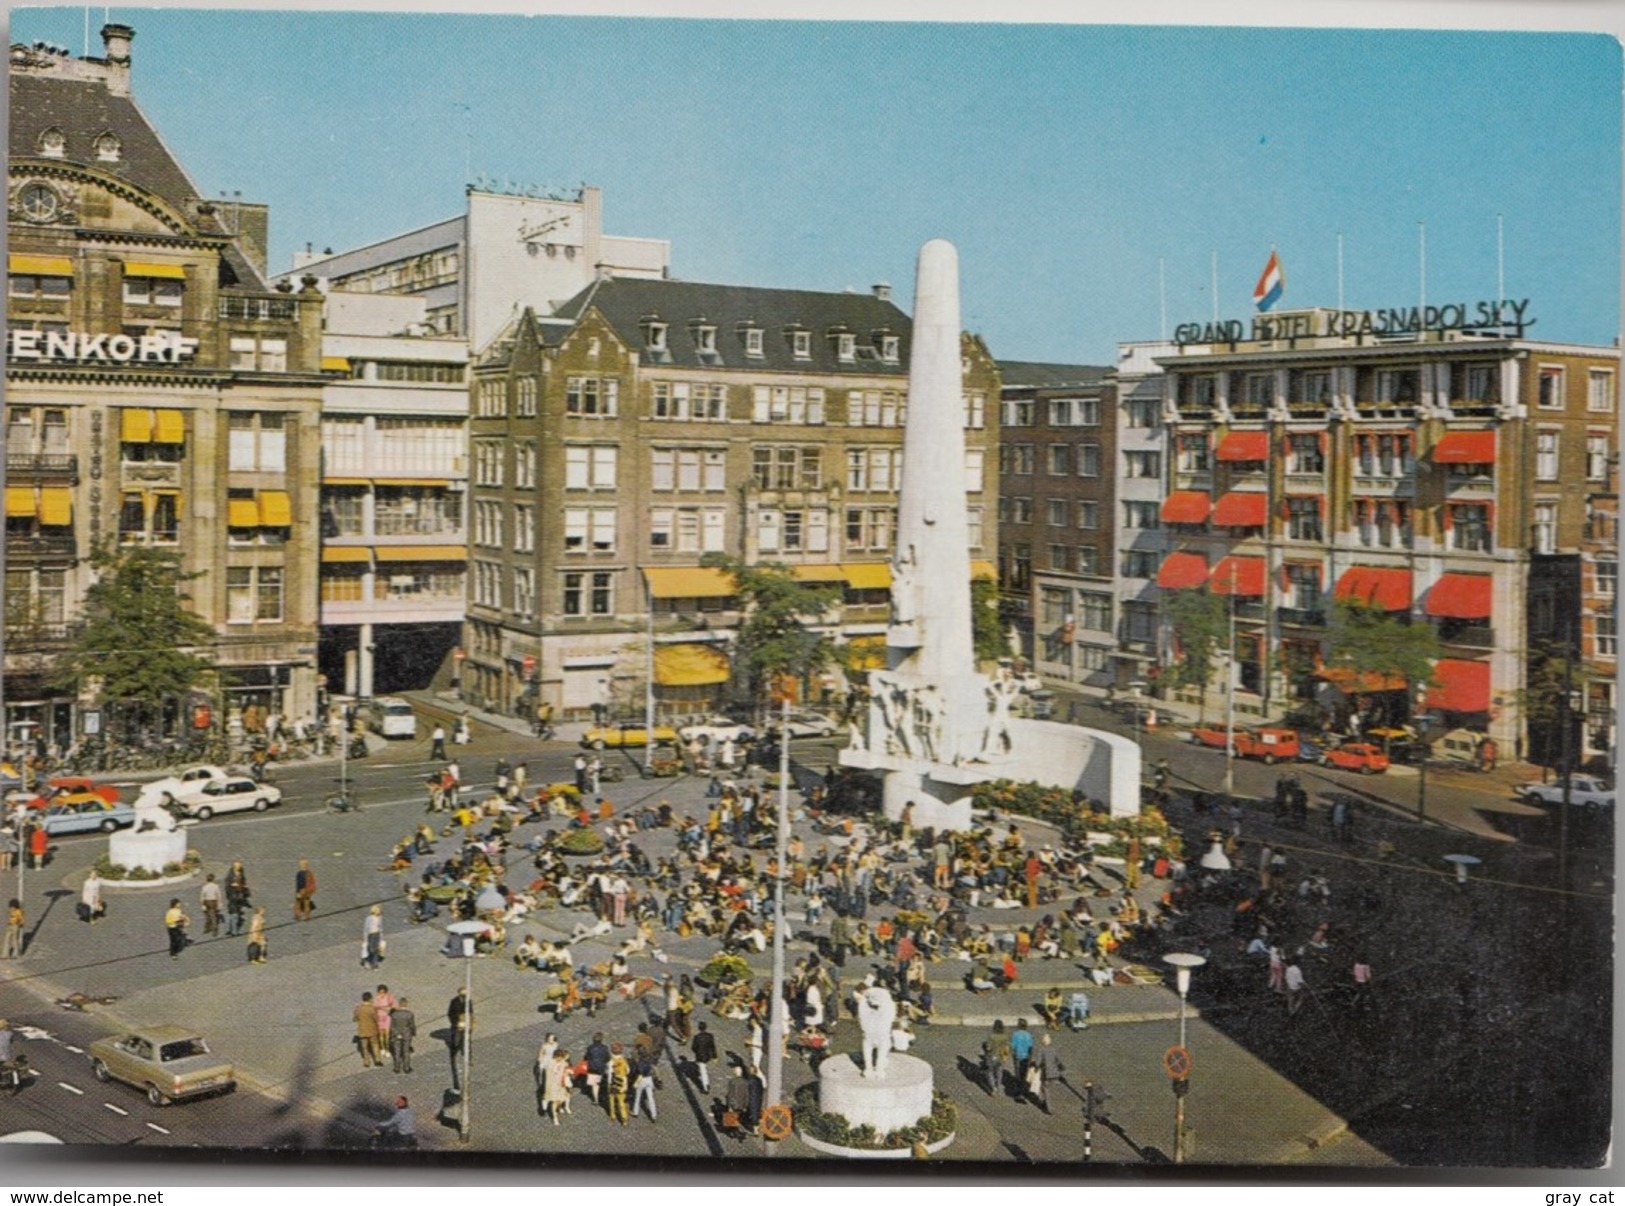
left=100, top=23, right=134, bottom=97
left=581, top=185, right=603, bottom=274
left=872, top=282, right=892, bottom=301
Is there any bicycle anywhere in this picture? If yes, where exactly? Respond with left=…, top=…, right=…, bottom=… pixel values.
left=326, top=792, right=361, bottom=813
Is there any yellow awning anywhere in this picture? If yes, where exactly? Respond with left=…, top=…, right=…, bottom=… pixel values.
left=971, top=559, right=997, bottom=581
left=258, top=491, right=292, bottom=527
left=9, top=253, right=73, bottom=276
left=844, top=634, right=887, bottom=670
left=841, top=562, right=892, bottom=590
left=153, top=409, right=186, bottom=444
left=643, top=566, right=737, bottom=599
left=320, top=356, right=352, bottom=373
left=120, top=409, right=154, bottom=443
left=375, top=545, right=465, bottom=562
left=373, top=478, right=451, bottom=488
left=227, top=497, right=261, bottom=527
left=5, top=487, right=36, bottom=518
left=791, top=564, right=847, bottom=582
left=654, top=643, right=730, bottom=687
left=124, top=261, right=186, bottom=280
left=323, top=478, right=371, bottom=487
left=321, top=546, right=372, bottom=564
left=37, top=487, right=72, bottom=527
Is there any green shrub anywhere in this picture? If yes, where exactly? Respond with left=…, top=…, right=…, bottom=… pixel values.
left=552, top=827, right=604, bottom=856
left=697, top=952, right=751, bottom=986
left=793, top=1083, right=956, bottom=1150
left=970, top=779, right=1182, bottom=856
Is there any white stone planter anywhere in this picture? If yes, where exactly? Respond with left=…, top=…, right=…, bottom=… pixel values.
left=796, top=1130, right=956, bottom=1160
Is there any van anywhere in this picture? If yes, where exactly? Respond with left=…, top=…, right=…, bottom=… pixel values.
left=366, top=697, right=418, bottom=740
left=1435, top=728, right=1491, bottom=769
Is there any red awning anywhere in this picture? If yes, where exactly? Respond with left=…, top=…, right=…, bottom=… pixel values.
left=1210, top=555, right=1266, bottom=596
left=1422, top=659, right=1491, bottom=714
left=1431, top=431, right=1496, bottom=464
left=1215, top=431, right=1269, bottom=462
left=1424, top=573, right=1494, bottom=619
left=1161, top=491, right=1212, bottom=524
left=1156, top=551, right=1209, bottom=590
left=1212, top=491, right=1268, bottom=527
left=1334, top=566, right=1413, bottom=611
left=1316, top=666, right=1409, bottom=694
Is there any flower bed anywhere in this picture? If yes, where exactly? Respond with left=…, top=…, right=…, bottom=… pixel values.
left=93, top=849, right=202, bottom=882
left=551, top=827, right=605, bottom=856
left=793, top=1082, right=956, bottom=1153
left=969, top=779, right=1182, bottom=858
left=696, top=952, right=751, bottom=986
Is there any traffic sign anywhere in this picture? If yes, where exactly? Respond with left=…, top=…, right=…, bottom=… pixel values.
left=760, top=1103, right=793, bottom=1141
left=1163, top=1045, right=1192, bottom=1079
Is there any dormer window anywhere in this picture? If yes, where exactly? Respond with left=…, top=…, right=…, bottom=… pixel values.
left=836, top=333, right=856, bottom=363
left=644, top=320, right=668, bottom=352
left=37, top=127, right=65, bottom=158
left=93, top=132, right=121, bottom=162
left=696, top=325, right=717, bottom=354
left=743, top=327, right=764, bottom=357
left=880, top=335, right=900, bottom=363
left=790, top=329, right=810, bottom=360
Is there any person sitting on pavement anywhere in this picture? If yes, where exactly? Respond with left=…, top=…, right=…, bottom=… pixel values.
left=373, top=1096, right=416, bottom=1147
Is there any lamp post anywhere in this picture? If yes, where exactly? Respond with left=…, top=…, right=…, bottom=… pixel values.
left=644, top=577, right=657, bottom=777
left=1163, top=951, right=1206, bottom=1164
left=444, top=918, right=487, bottom=1142
left=1223, top=564, right=1238, bottom=801
left=1415, top=691, right=1429, bottom=825
left=764, top=676, right=793, bottom=1122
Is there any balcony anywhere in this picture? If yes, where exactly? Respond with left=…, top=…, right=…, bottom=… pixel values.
left=1277, top=607, right=1326, bottom=628
left=6, top=531, right=76, bottom=558
left=6, top=452, right=77, bottom=480
left=3, top=620, right=82, bottom=647
left=1438, top=623, right=1495, bottom=649
left=1232, top=601, right=1266, bottom=621
left=218, top=295, right=298, bottom=322
left=121, top=460, right=182, bottom=487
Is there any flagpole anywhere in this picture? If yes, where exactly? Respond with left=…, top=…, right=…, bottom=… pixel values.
left=1418, top=221, right=1427, bottom=311
left=1159, top=257, right=1168, bottom=342
left=1336, top=231, right=1344, bottom=313
left=1496, top=213, right=1505, bottom=304
left=1210, top=251, right=1218, bottom=324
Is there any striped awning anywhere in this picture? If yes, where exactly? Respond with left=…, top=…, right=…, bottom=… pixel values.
left=320, top=356, right=352, bottom=373
left=1422, top=659, right=1491, bottom=714
left=1215, top=431, right=1269, bottom=461
left=791, top=564, right=847, bottom=582
left=844, top=634, right=887, bottom=670
left=1334, top=566, right=1413, bottom=611
left=971, top=560, right=997, bottom=580
left=1431, top=431, right=1496, bottom=464
left=643, top=566, right=737, bottom=599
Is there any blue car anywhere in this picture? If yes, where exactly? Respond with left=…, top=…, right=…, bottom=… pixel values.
left=1296, top=737, right=1326, bottom=763
left=38, top=798, right=137, bottom=835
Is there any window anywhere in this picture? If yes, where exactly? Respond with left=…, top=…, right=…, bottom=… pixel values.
left=512, top=568, right=536, bottom=619
left=1462, top=364, right=1499, bottom=405
left=645, top=322, right=668, bottom=353
left=1048, top=544, right=1072, bottom=572
left=656, top=382, right=730, bottom=422
left=1124, top=450, right=1162, bottom=479
left=743, top=327, right=764, bottom=357
left=1077, top=591, right=1112, bottom=632
left=1586, top=369, right=1615, bottom=413
left=1047, top=499, right=1069, bottom=527
left=226, top=413, right=285, bottom=471
left=1075, top=444, right=1100, bottom=477
left=1048, top=399, right=1073, bottom=427
left=836, top=333, right=856, bottom=362
left=516, top=378, right=537, bottom=417
left=1002, top=398, right=1035, bottom=427
left=1596, top=559, right=1617, bottom=600
left=753, top=446, right=822, bottom=490
left=1536, top=431, right=1560, bottom=480
left=1531, top=501, right=1556, bottom=554
left=791, top=330, right=811, bottom=359
left=1077, top=546, right=1100, bottom=576
left=650, top=507, right=727, bottom=553
left=562, top=571, right=614, bottom=617
left=1077, top=501, right=1099, bottom=529
left=1299, top=371, right=1332, bottom=405
left=695, top=325, right=718, bottom=356
left=845, top=507, right=895, bottom=552
left=847, top=390, right=904, bottom=427
left=1283, top=563, right=1323, bottom=612
left=1010, top=544, right=1032, bottom=591
left=227, top=336, right=282, bottom=371
left=1286, top=497, right=1323, bottom=542
left=763, top=508, right=828, bottom=553
left=1244, top=374, right=1275, bottom=407
left=1375, top=369, right=1419, bottom=405
left=1040, top=587, right=1069, bottom=627
left=1180, top=375, right=1216, bottom=410
left=1121, top=549, right=1158, bottom=578
left=563, top=508, right=617, bottom=552
left=964, top=449, right=985, bottom=493
left=1008, top=445, right=1034, bottom=476
left=475, top=380, right=505, bottom=417
left=1538, top=367, right=1565, bottom=410
left=1288, top=434, right=1324, bottom=475
left=1121, top=601, right=1157, bottom=644
left=513, top=504, right=534, bottom=553
left=117, top=491, right=180, bottom=545
left=565, top=377, right=618, bottom=416
left=880, top=335, right=900, bottom=363
left=1046, top=445, right=1070, bottom=476
left=1450, top=503, right=1494, bottom=553
left=1006, top=497, right=1031, bottom=524
left=1176, top=434, right=1210, bottom=473
left=1122, top=500, right=1160, bottom=530
left=9, top=272, right=71, bottom=301
left=1076, top=398, right=1100, bottom=426
left=966, top=507, right=983, bottom=549
left=123, top=275, right=184, bottom=307
left=751, top=386, right=824, bottom=425
left=652, top=447, right=727, bottom=493
left=515, top=441, right=536, bottom=489
left=373, top=487, right=461, bottom=536
left=1587, top=435, right=1611, bottom=481
left=565, top=445, right=617, bottom=490
left=471, top=561, right=501, bottom=609
left=1597, top=611, right=1617, bottom=657
left=963, top=392, right=985, bottom=429
left=1124, top=398, right=1160, bottom=427
left=1355, top=433, right=1413, bottom=477
left=1352, top=499, right=1411, bottom=548
left=226, top=566, right=282, bottom=624
left=472, top=500, right=501, bottom=547
left=1078, top=644, right=1109, bottom=671
left=473, top=440, right=503, bottom=487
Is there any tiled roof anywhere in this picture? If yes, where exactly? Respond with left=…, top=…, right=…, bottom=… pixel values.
left=998, top=360, right=1110, bottom=389
left=553, top=276, right=912, bottom=375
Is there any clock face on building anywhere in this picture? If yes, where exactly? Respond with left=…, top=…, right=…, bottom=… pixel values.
left=19, top=182, right=60, bottom=222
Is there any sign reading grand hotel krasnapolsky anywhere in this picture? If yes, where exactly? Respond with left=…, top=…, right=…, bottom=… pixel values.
left=7, top=328, right=201, bottom=363
left=1173, top=298, right=1534, bottom=346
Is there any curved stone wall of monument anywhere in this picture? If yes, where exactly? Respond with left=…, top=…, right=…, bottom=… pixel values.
left=1006, top=719, right=1142, bottom=819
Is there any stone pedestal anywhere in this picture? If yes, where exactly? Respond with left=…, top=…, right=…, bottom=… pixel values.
left=818, top=1051, right=934, bottom=1134
left=108, top=828, right=186, bottom=875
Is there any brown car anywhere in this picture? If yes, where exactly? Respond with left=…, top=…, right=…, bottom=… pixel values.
left=89, top=1025, right=235, bottom=1106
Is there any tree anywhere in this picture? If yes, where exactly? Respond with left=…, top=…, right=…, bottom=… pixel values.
left=971, top=576, right=1005, bottom=666
left=58, top=543, right=216, bottom=733
left=1519, top=639, right=1579, bottom=770
left=1161, top=588, right=1227, bottom=722
left=700, top=553, right=839, bottom=717
left=1323, top=599, right=1441, bottom=727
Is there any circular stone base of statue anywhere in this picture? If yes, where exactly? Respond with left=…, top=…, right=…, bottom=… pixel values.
left=107, top=828, right=187, bottom=876
left=818, top=1051, right=934, bottom=1135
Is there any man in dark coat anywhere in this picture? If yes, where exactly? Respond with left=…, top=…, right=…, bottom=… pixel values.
left=584, top=1032, right=612, bottom=1106
left=389, top=996, right=417, bottom=1073
left=447, top=988, right=471, bottom=1091
left=690, top=1021, right=718, bottom=1092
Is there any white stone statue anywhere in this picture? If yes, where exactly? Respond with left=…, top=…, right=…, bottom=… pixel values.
left=133, top=791, right=179, bottom=834
left=856, top=983, right=897, bottom=1079
left=977, top=674, right=1021, bottom=762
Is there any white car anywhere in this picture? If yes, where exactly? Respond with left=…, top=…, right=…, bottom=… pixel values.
left=676, top=715, right=756, bottom=745
left=164, top=776, right=282, bottom=821
left=135, top=765, right=231, bottom=810
left=1519, top=776, right=1614, bottom=811
left=765, top=711, right=839, bottom=740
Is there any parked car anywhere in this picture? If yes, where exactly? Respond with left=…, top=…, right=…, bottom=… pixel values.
left=764, top=711, right=839, bottom=740
left=1189, top=725, right=1239, bottom=750
left=37, top=797, right=137, bottom=836
left=1190, top=726, right=1301, bottom=763
left=1519, top=775, right=1614, bottom=811
left=580, top=722, right=680, bottom=750
left=1434, top=729, right=1497, bottom=770
left=1365, top=727, right=1428, bottom=765
left=1321, top=742, right=1390, bottom=774
left=26, top=778, right=121, bottom=810
left=1296, top=736, right=1326, bottom=763
left=135, top=765, right=231, bottom=810
left=676, top=715, right=756, bottom=745
left=89, top=1026, right=235, bottom=1107
left=163, top=776, right=282, bottom=820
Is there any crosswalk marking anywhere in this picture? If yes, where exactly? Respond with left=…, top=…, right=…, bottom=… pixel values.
left=145, top=1122, right=170, bottom=1135
left=58, top=1082, right=84, bottom=1095
left=103, top=1103, right=128, bottom=1115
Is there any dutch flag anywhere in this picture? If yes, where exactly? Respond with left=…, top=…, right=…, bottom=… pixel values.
left=1252, top=249, right=1284, bottom=312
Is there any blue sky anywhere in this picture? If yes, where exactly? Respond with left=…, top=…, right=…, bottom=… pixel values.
left=11, top=8, right=1621, bottom=362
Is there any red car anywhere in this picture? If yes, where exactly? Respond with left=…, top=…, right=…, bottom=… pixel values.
left=26, top=777, right=122, bottom=809
left=1190, top=727, right=1301, bottom=764
left=1321, top=743, right=1390, bottom=775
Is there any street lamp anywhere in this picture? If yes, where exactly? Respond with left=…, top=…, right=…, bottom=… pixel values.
left=1442, top=853, right=1480, bottom=888
left=764, top=674, right=794, bottom=1125
left=1414, top=692, right=1430, bottom=825
left=1162, top=951, right=1206, bottom=1163
left=444, top=919, right=486, bottom=1142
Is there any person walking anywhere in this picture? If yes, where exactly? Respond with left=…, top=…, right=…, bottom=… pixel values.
left=199, top=873, right=221, bottom=936
left=630, top=1049, right=658, bottom=1122
left=362, top=905, right=385, bottom=969
left=389, top=996, right=416, bottom=1073
left=247, top=905, right=268, bottom=964
left=1351, top=955, right=1374, bottom=1013
left=1285, top=959, right=1306, bottom=1018
left=606, top=1043, right=631, bottom=1125
left=28, top=823, right=47, bottom=871
left=430, top=724, right=447, bottom=762
left=447, top=987, right=471, bottom=1093
left=374, top=983, right=396, bottom=1057
left=2, top=899, right=24, bottom=958
left=294, top=860, right=316, bottom=922
left=163, top=898, right=189, bottom=959
left=690, top=1020, right=718, bottom=1093
left=584, top=1032, right=611, bottom=1107
left=1033, top=1032, right=1064, bottom=1112
left=80, top=869, right=103, bottom=925
left=1009, top=1018, right=1035, bottom=1086
left=982, top=1019, right=1011, bottom=1096
left=225, top=862, right=250, bottom=936
left=543, top=1048, right=573, bottom=1125
left=354, top=991, right=381, bottom=1067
